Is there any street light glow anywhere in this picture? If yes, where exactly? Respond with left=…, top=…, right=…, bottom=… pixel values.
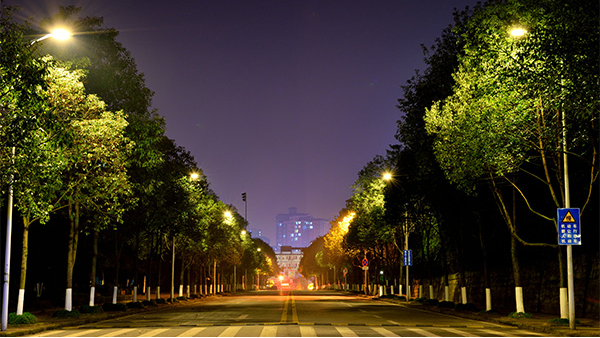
left=383, top=172, right=392, bottom=181
left=510, top=27, right=527, bottom=37
left=51, top=28, right=72, bottom=40
left=190, top=172, right=199, bottom=180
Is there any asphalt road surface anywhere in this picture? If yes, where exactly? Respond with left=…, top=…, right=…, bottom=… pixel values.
left=33, top=291, right=547, bottom=337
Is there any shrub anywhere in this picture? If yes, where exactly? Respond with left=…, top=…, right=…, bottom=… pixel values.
left=142, top=300, right=157, bottom=306
left=176, top=296, right=187, bottom=301
left=456, top=303, right=478, bottom=312
left=126, top=302, right=144, bottom=309
left=438, top=301, right=455, bottom=309
left=102, top=303, right=128, bottom=312
left=8, top=312, right=37, bottom=324
left=509, top=312, right=532, bottom=318
left=79, top=305, right=104, bottom=314
left=549, top=318, right=579, bottom=325
left=155, top=298, right=167, bottom=304
left=425, top=299, right=439, bottom=306
left=52, top=309, right=81, bottom=318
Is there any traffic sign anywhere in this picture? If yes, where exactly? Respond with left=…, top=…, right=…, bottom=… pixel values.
left=343, top=268, right=348, bottom=276
left=361, top=258, right=368, bottom=267
left=558, top=208, right=581, bottom=245
left=403, top=250, right=412, bottom=266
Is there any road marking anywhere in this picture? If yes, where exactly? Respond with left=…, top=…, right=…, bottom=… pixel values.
left=299, top=326, right=316, bottom=336
left=260, top=326, right=278, bottom=337
left=141, top=328, right=171, bottom=336
left=280, top=294, right=289, bottom=322
left=63, top=329, right=102, bottom=337
left=34, top=330, right=67, bottom=337
left=335, top=326, right=359, bottom=337
left=218, top=326, right=242, bottom=337
left=100, top=328, right=134, bottom=337
left=370, top=326, right=398, bottom=337
left=439, top=328, right=471, bottom=336
left=291, top=292, right=298, bottom=323
left=404, top=327, right=441, bottom=337
left=236, top=314, right=249, bottom=320
left=176, top=327, right=207, bottom=337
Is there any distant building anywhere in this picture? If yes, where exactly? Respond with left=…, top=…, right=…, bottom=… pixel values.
left=275, top=207, right=329, bottom=250
left=276, top=246, right=303, bottom=279
left=249, top=228, right=270, bottom=245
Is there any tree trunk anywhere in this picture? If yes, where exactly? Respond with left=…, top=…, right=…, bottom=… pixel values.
left=66, top=200, right=80, bottom=311
left=89, top=229, right=98, bottom=306
left=17, top=217, right=31, bottom=315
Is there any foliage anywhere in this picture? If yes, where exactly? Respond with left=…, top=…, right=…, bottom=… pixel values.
left=79, top=305, right=104, bottom=314
left=7, top=312, right=37, bottom=324
left=509, top=312, right=532, bottom=319
left=424, top=0, right=599, bottom=254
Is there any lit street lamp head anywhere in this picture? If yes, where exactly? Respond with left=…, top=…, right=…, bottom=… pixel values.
left=31, top=28, right=72, bottom=44
left=510, top=27, right=527, bottom=38
left=51, top=28, right=71, bottom=40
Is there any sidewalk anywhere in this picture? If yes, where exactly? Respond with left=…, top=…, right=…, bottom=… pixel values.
left=373, top=295, right=600, bottom=337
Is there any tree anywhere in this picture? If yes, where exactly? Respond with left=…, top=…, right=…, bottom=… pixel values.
left=41, top=60, right=133, bottom=310
left=424, top=0, right=598, bottom=313
left=0, top=9, right=67, bottom=316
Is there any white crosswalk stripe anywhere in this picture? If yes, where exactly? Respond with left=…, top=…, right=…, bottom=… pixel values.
left=218, top=326, right=242, bottom=337
left=439, top=327, right=472, bottom=336
left=370, top=326, right=398, bottom=337
left=260, top=325, right=278, bottom=337
left=175, top=327, right=208, bottom=337
left=100, top=328, right=135, bottom=336
left=335, top=326, right=359, bottom=337
left=403, top=327, right=441, bottom=337
left=30, top=324, right=543, bottom=337
left=64, top=329, right=103, bottom=337
left=299, top=325, right=316, bottom=336
left=139, top=328, right=172, bottom=336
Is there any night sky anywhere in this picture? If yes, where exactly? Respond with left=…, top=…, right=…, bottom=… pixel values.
left=11, top=0, right=476, bottom=243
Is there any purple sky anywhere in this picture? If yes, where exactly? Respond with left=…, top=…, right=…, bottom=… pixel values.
left=12, top=0, right=476, bottom=242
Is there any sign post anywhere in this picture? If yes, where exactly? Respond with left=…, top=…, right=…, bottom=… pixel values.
left=558, top=208, right=580, bottom=329
left=402, top=250, right=412, bottom=300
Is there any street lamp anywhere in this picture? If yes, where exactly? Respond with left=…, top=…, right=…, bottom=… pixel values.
left=509, top=27, right=527, bottom=38
left=2, top=28, right=72, bottom=332
left=30, top=28, right=72, bottom=44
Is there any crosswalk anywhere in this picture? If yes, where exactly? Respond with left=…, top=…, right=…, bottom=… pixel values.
left=33, top=324, right=544, bottom=337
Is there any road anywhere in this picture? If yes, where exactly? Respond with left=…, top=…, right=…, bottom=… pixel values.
left=34, top=291, right=546, bottom=337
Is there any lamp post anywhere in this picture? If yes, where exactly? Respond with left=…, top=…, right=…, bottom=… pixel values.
left=2, top=28, right=72, bottom=332
left=510, top=27, right=575, bottom=329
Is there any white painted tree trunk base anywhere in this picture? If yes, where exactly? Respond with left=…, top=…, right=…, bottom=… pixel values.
left=146, top=287, right=151, bottom=301
left=429, top=285, right=434, bottom=299
left=156, top=286, right=161, bottom=299
left=179, top=285, right=183, bottom=297
left=16, top=289, right=25, bottom=315
left=485, top=288, right=492, bottom=311
left=65, top=288, right=72, bottom=311
left=89, top=286, right=95, bottom=306
left=112, top=286, right=118, bottom=304
left=515, top=286, right=525, bottom=313
left=461, top=287, right=467, bottom=304
left=560, top=287, right=568, bottom=319
left=444, top=286, right=450, bottom=302
left=133, top=286, right=137, bottom=302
